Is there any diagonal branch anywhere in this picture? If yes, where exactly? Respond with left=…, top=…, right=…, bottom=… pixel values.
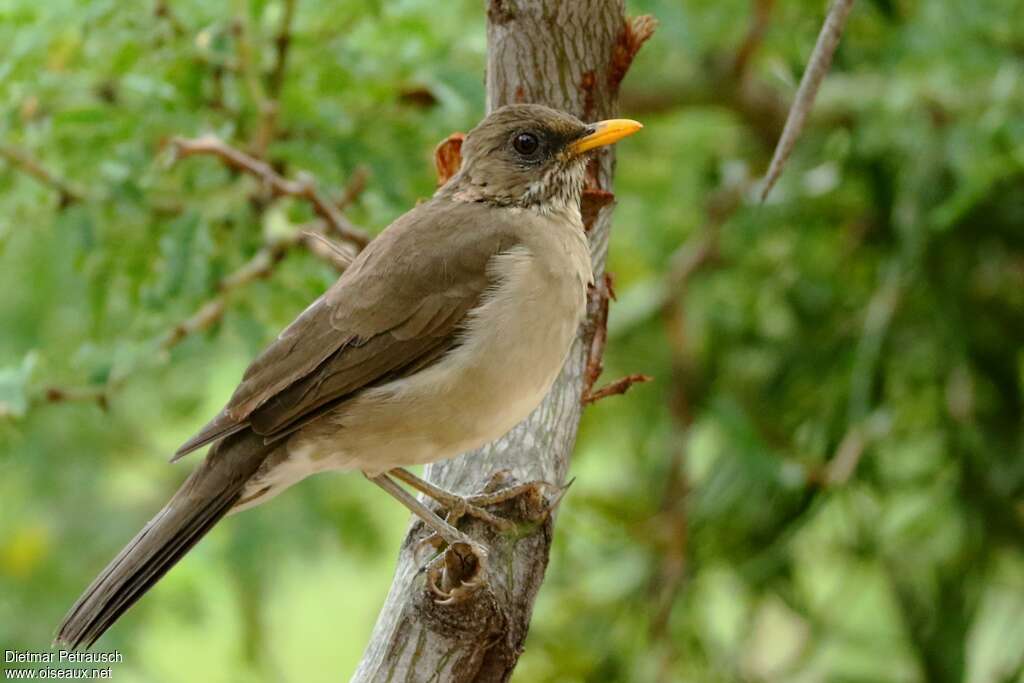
left=760, top=0, right=856, bottom=199
left=37, top=223, right=352, bottom=412
left=158, top=224, right=350, bottom=352
left=0, top=143, right=85, bottom=208
left=170, top=135, right=370, bottom=248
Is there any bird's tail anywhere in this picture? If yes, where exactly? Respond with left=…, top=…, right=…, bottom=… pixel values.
left=55, top=429, right=277, bottom=650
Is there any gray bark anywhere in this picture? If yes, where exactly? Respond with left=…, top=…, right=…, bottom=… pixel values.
left=352, top=2, right=651, bottom=681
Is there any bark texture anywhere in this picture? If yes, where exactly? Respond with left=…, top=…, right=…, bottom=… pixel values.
left=352, top=3, right=652, bottom=681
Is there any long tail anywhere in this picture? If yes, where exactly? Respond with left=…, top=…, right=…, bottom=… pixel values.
left=55, top=429, right=277, bottom=649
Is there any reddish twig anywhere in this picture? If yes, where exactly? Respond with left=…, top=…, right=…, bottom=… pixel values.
left=732, top=0, right=776, bottom=78
left=170, top=135, right=370, bottom=248
left=582, top=373, right=653, bottom=405
left=582, top=273, right=615, bottom=400
left=267, top=0, right=297, bottom=101
left=580, top=274, right=652, bottom=405
left=42, top=385, right=110, bottom=411
left=760, top=0, right=856, bottom=200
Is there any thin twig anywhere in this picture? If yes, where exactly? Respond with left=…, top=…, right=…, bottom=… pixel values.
left=0, top=143, right=85, bottom=208
left=581, top=273, right=614, bottom=401
left=42, top=385, right=110, bottom=411
left=231, top=11, right=267, bottom=110
left=153, top=0, right=187, bottom=37
left=581, top=374, right=653, bottom=405
left=648, top=177, right=749, bottom=679
left=580, top=273, right=653, bottom=405
left=760, top=0, right=856, bottom=200
left=170, top=135, right=370, bottom=247
left=732, top=0, right=776, bottom=78
left=250, top=0, right=298, bottom=156
left=267, top=0, right=297, bottom=100
left=40, top=223, right=355, bottom=409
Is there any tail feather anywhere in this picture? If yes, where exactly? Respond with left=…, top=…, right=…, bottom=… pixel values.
left=56, top=430, right=276, bottom=649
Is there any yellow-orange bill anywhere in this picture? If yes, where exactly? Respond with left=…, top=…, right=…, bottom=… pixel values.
left=570, top=119, right=643, bottom=155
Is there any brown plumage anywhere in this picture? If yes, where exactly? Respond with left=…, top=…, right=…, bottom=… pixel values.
left=56, top=104, right=641, bottom=649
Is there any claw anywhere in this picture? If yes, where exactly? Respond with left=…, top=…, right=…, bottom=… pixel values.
left=425, top=540, right=488, bottom=604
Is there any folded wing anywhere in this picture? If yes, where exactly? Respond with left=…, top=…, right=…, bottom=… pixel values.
left=174, top=199, right=521, bottom=459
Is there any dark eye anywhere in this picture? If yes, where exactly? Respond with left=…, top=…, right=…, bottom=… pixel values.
left=512, top=132, right=540, bottom=156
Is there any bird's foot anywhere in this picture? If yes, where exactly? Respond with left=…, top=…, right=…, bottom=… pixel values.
left=423, top=539, right=489, bottom=604
left=404, top=469, right=570, bottom=551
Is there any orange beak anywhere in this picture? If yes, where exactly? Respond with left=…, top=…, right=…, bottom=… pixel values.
left=569, top=119, right=643, bottom=155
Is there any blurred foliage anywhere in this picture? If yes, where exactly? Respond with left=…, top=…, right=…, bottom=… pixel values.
left=1, top=0, right=1023, bottom=681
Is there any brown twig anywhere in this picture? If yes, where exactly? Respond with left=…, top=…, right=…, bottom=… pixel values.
left=267, top=0, right=297, bottom=101
left=170, top=135, right=370, bottom=247
left=579, top=273, right=652, bottom=405
left=582, top=273, right=615, bottom=400
left=760, top=0, right=856, bottom=200
left=732, top=0, right=776, bottom=78
left=39, top=196, right=358, bottom=411
left=0, top=143, right=85, bottom=208
left=337, top=165, right=370, bottom=209
left=648, top=179, right=748, bottom=680
left=42, top=385, right=110, bottom=411
left=581, top=373, right=653, bottom=405
left=153, top=0, right=186, bottom=37
left=250, top=0, right=298, bottom=156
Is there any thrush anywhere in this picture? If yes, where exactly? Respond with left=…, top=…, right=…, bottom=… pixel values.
left=56, top=104, right=641, bottom=649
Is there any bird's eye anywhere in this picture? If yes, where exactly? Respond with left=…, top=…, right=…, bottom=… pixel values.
left=512, top=132, right=540, bottom=156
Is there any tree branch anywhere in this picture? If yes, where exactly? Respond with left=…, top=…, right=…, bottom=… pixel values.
left=0, top=143, right=85, bottom=208
left=158, top=224, right=351, bottom=351
left=353, top=3, right=653, bottom=680
left=760, top=0, right=856, bottom=199
left=579, top=273, right=653, bottom=405
left=170, top=135, right=370, bottom=247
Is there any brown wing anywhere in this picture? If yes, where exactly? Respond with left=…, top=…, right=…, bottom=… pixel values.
left=173, top=199, right=522, bottom=459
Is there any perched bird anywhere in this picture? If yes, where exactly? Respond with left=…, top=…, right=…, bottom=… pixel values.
left=56, top=104, right=641, bottom=649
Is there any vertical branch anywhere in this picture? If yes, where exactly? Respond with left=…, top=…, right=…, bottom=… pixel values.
left=252, top=0, right=298, bottom=156
left=649, top=180, right=744, bottom=681
left=267, top=0, right=297, bottom=100
left=353, top=2, right=654, bottom=681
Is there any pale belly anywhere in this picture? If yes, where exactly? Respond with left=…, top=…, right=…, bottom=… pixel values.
left=235, top=241, right=591, bottom=508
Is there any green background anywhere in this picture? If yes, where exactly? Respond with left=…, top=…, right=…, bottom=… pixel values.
left=2, top=0, right=1023, bottom=681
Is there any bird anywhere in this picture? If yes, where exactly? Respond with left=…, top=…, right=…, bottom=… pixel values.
left=55, top=103, right=641, bottom=649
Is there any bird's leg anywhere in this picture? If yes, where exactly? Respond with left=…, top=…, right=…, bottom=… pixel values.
left=367, top=473, right=475, bottom=549
left=388, top=467, right=517, bottom=532
left=389, top=467, right=565, bottom=533
left=368, top=473, right=489, bottom=603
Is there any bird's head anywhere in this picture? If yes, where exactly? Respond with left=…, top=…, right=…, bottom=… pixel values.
left=442, top=104, right=641, bottom=213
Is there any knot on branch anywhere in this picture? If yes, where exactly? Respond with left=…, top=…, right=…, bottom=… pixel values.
left=406, top=470, right=557, bottom=644
left=415, top=543, right=502, bottom=643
